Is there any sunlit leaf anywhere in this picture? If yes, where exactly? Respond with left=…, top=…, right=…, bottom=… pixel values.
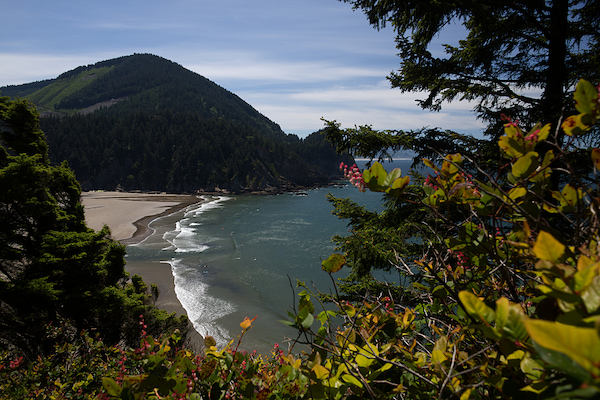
left=362, top=162, right=388, bottom=191
left=561, top=184, right=582, bottom=208
left=422, top=158, right=439, bottom=172
left=388, top=175, right=410, bottom=197
left=382, top=167, right=402, bottom=187
left=508, top=187, right=527, bottom=200
left=525, top=319, right=600, bottom=377
left=312, top=364, right=330, bottom=380
left=441, top=153, right=462, bottom=176
left=341, top=373, right=363, bottom=388
left=512, top=151, right=539, bottom=179
left=581, top=276, right=600, bottom=313
left=499, top=128, right=526, bottom=158
left=533, top=231, right=565, bottom=263
left=431, top=349, right=448, bottom=364
left=520, top=352, right=544, bottom=380
left=459, top=291, right=495, bottom=324
left=240, top=315, right=257, bottom=330
left=561, top=114, right=595, bottom=136
left=494, top=297, right=509, bottom=333
left=536, top=123, right=551, bottom=142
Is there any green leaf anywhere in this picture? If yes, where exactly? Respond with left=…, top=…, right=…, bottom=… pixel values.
left=102, top=377, right=122, bottom=397
left=355, top=352, right=375, bottom=368
left=441, top=153, right=462, bottom=176
left=494, top=297, right=509, bottom=333
left=532, top=340, right=592, bottom=383
left=508, top=187, right=527, bottom=200
left=459, top=291, right=495, bottom=324
left=301, top=312, right=314, bottom=329
left=533, top=231, right=565, bottom=263
left=512, top=151, right=539, bottom=179
left=382, top=167, right=402, bottom=187
left=499, top=129, right=526, bottom=158
left=362, top=162, right=388, bottom=191
left=387, top=175, right=410, bottom=197
left=581, top=276, right=600, bottom=313
left=573, top=79, right=599, bottom=115
left=560, top=184, right=582, bottom=209
left=341, top=373, right=363, bottom=388
left=524, top=319, right=600, bottom=377
left=321, top=253, right=345, bottom=273
left=520, top=352, right=544, bottom=380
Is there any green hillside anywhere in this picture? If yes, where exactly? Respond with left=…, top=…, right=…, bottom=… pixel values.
left=1, top=54, right=349, bottom=192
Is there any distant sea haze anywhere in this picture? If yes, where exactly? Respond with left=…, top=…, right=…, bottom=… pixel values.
left=126, top=159, right=412, bottom=354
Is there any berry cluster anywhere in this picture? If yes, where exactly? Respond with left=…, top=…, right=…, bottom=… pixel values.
left=339, top=162, right=366, bottom=192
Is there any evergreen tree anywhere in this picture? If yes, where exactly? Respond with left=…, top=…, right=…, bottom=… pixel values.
left=341, top=0, right=600, bottom=138
left=0, top=97, right=187, bottom=358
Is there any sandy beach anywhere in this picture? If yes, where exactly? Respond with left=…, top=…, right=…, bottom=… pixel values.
left=82, top=191, right=202, bottom=244
left=81, top=191, right=204, bottom=347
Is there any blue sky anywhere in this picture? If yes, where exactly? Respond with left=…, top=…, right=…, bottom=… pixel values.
left=0, top=0, right=484, bottom=137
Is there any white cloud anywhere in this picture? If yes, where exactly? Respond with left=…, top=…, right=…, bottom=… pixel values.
left=185, top=58, right=389, bottom=85
left=239, top=83, right=485, bottom=135
left=0, top=52, right=122, bottom=86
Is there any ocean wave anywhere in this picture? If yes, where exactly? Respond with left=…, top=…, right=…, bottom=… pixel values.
left=164, top=259, right=236, bottom=348
left=162, top=196, right=232, bottom=253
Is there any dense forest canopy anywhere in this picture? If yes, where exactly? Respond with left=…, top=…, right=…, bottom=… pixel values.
left=1, top=54, right=349, bottom=193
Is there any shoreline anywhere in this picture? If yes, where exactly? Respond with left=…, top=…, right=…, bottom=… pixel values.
left=82, top=191, right=204, bottom=244
left=81, top=191, right=206, bottom=348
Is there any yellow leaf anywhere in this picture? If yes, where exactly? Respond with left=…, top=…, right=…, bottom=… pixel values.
left=432, top=349, right=448, bottom=364
left=536, top=123, right=551, bottom=142
left=524, top=319, right=600, bottom=376
left=574, top=261, right=600, bottom=291
left=240, top=315, right=257, bottom=330
left=508, top=187, right=527, bottom=200
left=577, top=255, right=595, bottom=271
left=573, top=79, right=599, bottom=115
left=512, top=151, right=539, bottom=179
left=562, top=114, right=592, bottom=136
left=341, top=373, right=363, bottom=388
left=422, top=158, right=439, bottom=172
left=533, top=231, right=565, bottom=263
left=312, top=364, right=330, bottom=380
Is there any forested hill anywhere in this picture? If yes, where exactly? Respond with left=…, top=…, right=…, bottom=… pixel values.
left=0, top=54, right=349, bottom=193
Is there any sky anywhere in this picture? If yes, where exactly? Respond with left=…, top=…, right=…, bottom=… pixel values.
left=0, top=0, right=485, bottom=138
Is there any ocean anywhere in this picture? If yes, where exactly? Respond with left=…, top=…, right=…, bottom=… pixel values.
left=125, top=159, right=415, bottom=354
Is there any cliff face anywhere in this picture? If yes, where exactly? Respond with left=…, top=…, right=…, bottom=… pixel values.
left=3, top=54, right=349, bottom=193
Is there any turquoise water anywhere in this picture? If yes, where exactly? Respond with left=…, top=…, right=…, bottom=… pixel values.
left=125, top=159, right=414, bottom=354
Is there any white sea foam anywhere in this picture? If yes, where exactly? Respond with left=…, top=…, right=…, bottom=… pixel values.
left=162, top=196, right=231, bottom=253
left=163, top=259, right=236, bottom=348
